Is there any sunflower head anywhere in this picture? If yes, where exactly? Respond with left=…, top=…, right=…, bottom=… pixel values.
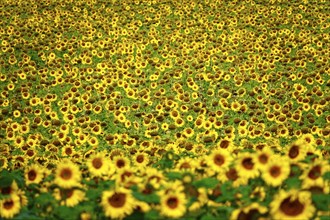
left=270, top=190, right=315, bottom=220
left=54, top=159, right=81, bottom=189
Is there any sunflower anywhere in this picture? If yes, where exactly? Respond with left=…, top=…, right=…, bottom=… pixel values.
left=54, top=159, right=81, bottom=189
left=0, top=194, right=21, bottom=219
left=216, top=137, right=235, bottom=151
left=160, top=180, right=185, bottom=195
left=116, top=167, right=141, bottom=188
left=24, top=164, right=45, bottom=185
left=86, top=152, right=110, bottom=177
left=134, top=200, right=151, bottom=213
left=133, top=152, right=149, bottom=168
left=270, top=189, right=315, bottom=220
left=175, top=157, right=197, bottom=172
left=261, top=156, right=290, bottom=187
left=144, top=167, right=166, bottom=189
left=159, top=191, right=187, bottom=219
left=53, top=188, right=85, bottom=207
left=61, top=145, right=76, bottom=157
left=112, top=155, right=131, bottom=171
left=218, top=167, right=248, bottom=188
left=1, top=181, right=18, bottom=196
left=101, top=187, right=135, bottom=219
left=286, top=139, right=307, bottom=162
left=255, top=147, right=273, bottom=170
left=236, top=152, right=260, bottom=180
left=206, top=148, right=233, bottom=173
left=300, top=159, right=330, bottom=189
left=188, top=187, right=208, bottom=212
left=230, top=202, right=268, bottom=220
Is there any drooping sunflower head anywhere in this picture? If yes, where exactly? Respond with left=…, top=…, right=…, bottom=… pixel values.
left=270, top=189, right=316, bottom=220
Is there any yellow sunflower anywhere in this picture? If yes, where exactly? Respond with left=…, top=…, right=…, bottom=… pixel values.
left=0, top=194, right=21, bottom=219
left=116, top=167, right=141, bottom=188
left=270, top=189, right=315, bottom=220
left=159, top=191, right=187, bottom=219
left=255, top=146, right=274, bottom=170
left=113, top=155, right=131, bottom=171
left=300, top=159, right=330, bottom=189
left=86, top=152, right=110, bottom=177
left=24, top=164, right=45, bottom=185
left=144, top=167, right=166, bottom=189
left=230, top=202, right=268, bottom=220
left=54, top=159, right=81, bottom=189
left=175, top=157, right=197, bottom=172
left=133, top=152, right=150, bottom=168
left=236, top=152, right=260, bottom=180
left=206, top=148, right=233, bottom=173
left=261, top=156, right=290, bottom=187
left=101, top=187, right=135, bottom=219
left=53, top=188, right=85, bottom=207
left=188, top=187, right=208, bottom=212
left=217, top=167, right=248, bottom=188
left=286, top=139, right=307, bottom=162
left=216, top=137, right=235, bottom=151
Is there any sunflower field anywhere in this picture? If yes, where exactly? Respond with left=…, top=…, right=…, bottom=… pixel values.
left=0, top=0, right=330, bottom=219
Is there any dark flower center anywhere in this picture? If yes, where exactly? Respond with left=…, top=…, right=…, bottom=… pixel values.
left=289, top=145, right=299, bottom=158
left=258, top=154, right=268, bottom=164
left=308, top=165, right=321, bottom=180
left=116, top=159, right=125, bottom=168
left=237, top=209, right=260, bottom=220
left=92, top=158, right=103, bottom=169
left=108, top=193, right=126, bottom=208
left=166, top=197, right=179, bottom=209
left=61, top=189, right=74, bottom=199
left=136, top=155, right=144, bottom=163
left=214, top=154, right=225, bottom=166
left=242, top=158, right=254, bottom=170
left=3, top=200, right=14, bottom=210
left=60, top=168, right=73, bottom=180
left=28, top=169, right=37, bottom=181
left=270, top=166, right=281, bottom=177
left=280, top=197, right=304, bottom=216
left=180, top=162, right=191, bottom=169
left=220, top=140, right=229, bottom=149
left=226, top=168, right=238, bottom=181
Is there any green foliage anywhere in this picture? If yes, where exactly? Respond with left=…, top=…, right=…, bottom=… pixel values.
left=312, top=194, right=330, bottom=211
left=192, top=177, right=219, bottom=189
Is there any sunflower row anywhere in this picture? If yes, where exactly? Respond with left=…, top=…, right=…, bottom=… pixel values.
left=1, top=135, right=329, bottom=219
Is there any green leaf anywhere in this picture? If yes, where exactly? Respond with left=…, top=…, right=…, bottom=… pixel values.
left=215, top=182, right=235, bottom=203
left=54, top=206, right=80, bottom=220
left=132, top=190, right=160, bottom=203
left=323, top=171, right=330, bottom=181
left=216, top=206, right=234, bottom=219
left=284, top=177, right=302, bottom=189
left=14, top=207, right=44, bottom=220
left=312, top=194, right=330, bottom=211
left=192, top=177, right=218, bottom=189
left=145, top=209, right=161, bottom=220
left=86, top=188, right=102, bottom=200
left=320, top=216, right=330, bottom=220
left=124, top=211, right=145, bottom=220
left=201, top=213, right=216, bottom=220
left=0, top=170, right=13, bottom=188
left=166, top=172, right=183, bottom=180
left=34, top=192, right=56, bottom=207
